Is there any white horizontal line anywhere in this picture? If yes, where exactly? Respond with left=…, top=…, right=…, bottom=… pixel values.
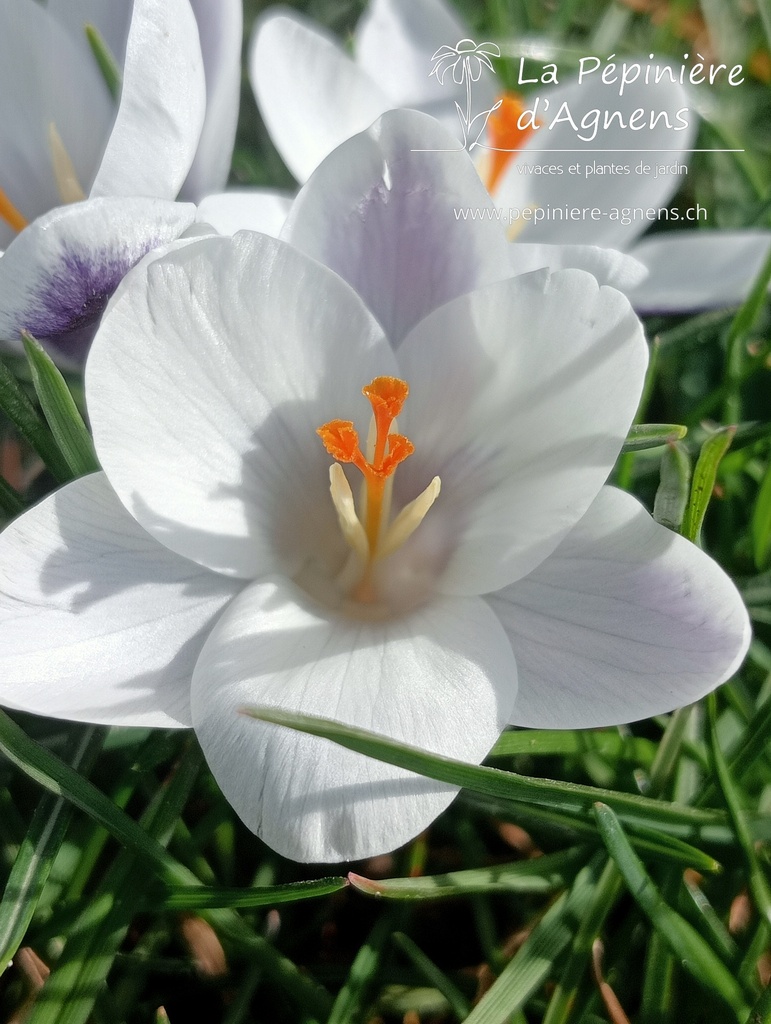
left=411, top=147, right=745, bottom=153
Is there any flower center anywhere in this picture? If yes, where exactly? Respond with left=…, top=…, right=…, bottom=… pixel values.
left=317, top=376, right=440, bottom=605
left=484, top=92, right=538, bottom=193
left=0, top=123, right=85, bottom=235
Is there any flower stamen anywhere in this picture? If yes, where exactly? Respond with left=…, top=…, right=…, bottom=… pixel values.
left=317, top=376, right=439, bottom=604
left=48, top=123, right=86, bottom=205
left=0, top=186, right=28, bottom=233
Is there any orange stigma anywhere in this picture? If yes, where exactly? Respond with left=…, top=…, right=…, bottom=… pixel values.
left=317, top=376, right=414, bottom=556
left=484, top=93, right=538, bottom=193
left=0, top=186, right=28, bottom=233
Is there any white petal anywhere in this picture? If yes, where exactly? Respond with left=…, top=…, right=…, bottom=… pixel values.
left=90, top=0, right=206, bottom=199
left=354, top=0, right=469, bottom=106
left=627, top=230, right=771, bottom=312
left=488, top=486, right=750, bottom=728
left=196, top=190, right=293, bottom=237
left=191, top=576, right=517, bottom=862
left=179, top=0, right=243, bottom=200
left=0, top=473, right=242, bottom=728
left=0, top=0, right=113, bottom=247
left=87, top=232, right=396, bottom=580
left=0, top=196, right=195, bottom=365
left=250, top=9, right=392, bottom=184
left=509, top=242, right=647, bottom=291
left=395, top=268, right=647, bottom=595
left=283, top=108, right=511, bottom=346
left=493, top=71, right=697, bottom=248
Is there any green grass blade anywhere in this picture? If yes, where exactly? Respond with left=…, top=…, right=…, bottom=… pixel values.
left=594, top=802, right=751, bottom=1018
left=621, top=423, right=687, bottom=453
left=0, top=709, right=183, bottom=879
left=0, top=473, right=25, bottom=518
left=681, top=426, right=736, bottom=544
left=391, top=932, right=471, bottom=1021
left=22, top=332, right=99, bottom=478
left=240, top=707, right=731, bottom=852
left=157, top=877, right=348, bottom=909
left=0, top=727, right=103, bottom=976
left=326, top=913, right=396, bottom=1024
left=463, top=854, right=606, bottom=1024
left=541, top=859, right=623, bottom=1024
left=653, top=442, right=691, bottom=532
left=0, top=358, right=72, bottom=481
left=348, top=847, right=585, bottom=900
left=490, top=729, right=655, bottom=764
left=752, top=459, right=771, bottom=570
left=706, top=693, right=771, bottom=928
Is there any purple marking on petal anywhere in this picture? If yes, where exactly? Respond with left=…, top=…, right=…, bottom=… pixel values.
left=22, top=240, right=162, bottom=364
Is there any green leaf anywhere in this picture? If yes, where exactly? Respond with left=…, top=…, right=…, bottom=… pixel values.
left=621, top=423, right=687, bottom=453
left=84, top=23, right=122, bottom=100
left=593, top=802, right=751, bottom=1018
left=348, top=847, right=585, bottom=900
left=240, top=707, right=729, bottom=861
left=156, top=877, right=347, bottom=910
left=0, top=357, right=72, bottom=481
left=653, top=441, right=691, bottom=532
left=22, top=333, right=99, bottom=478
left=681, top=425, right=735, bottom=544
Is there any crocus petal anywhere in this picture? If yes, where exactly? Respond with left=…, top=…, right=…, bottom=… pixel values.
left=0, top=473, right=242, bottom=729
left=0, top=196, right=196, bottom=365
left=493, top=72, right=697, bottom=248
left=354, top=0, right=469, bottom=107
left=196, top=190, right=293, bottom=237
left=395, top=268, right=647, bottom=595
left=488, top=486, right=750, bottom=728
left=627, top=230, right=771, bottom=313
left=0, top=0, right=113, bottom=247
left=509, top=242, right=647, bottom=291
left=191, top=575, right=517, bottom=862
left=90, top=0, right=206, bottom=199
left=283, top=109, right=511, bottom=346
left=250, top=9, right=392, bottom=184
left=179, top=0, right=243, bottom=200
left=87, top=232, right=396, bottom=580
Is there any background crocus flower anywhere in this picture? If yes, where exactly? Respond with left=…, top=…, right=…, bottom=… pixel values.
left=0, top=111, right=750, bottom=863
left=248, top=0, right=771, bottom=314
left=0, top=0, right=241, bottom=365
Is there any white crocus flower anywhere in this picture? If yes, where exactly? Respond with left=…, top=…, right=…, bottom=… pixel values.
left=0, top=0, right=241, bottom=365
left=0, top=111, right=750, bottom=864
left=244, top=0, right=771, bottom=313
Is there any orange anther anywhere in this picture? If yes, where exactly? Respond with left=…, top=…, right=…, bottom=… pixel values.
left=0, top=186, right=28, bottom=233
left=486, top=93, right=538, bottom=193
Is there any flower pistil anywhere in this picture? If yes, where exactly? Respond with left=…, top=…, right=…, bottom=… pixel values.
left=318, top=376, right=440, bottom=603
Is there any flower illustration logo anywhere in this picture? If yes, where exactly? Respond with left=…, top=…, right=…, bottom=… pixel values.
left=430, top=39, right=502, bottom=151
